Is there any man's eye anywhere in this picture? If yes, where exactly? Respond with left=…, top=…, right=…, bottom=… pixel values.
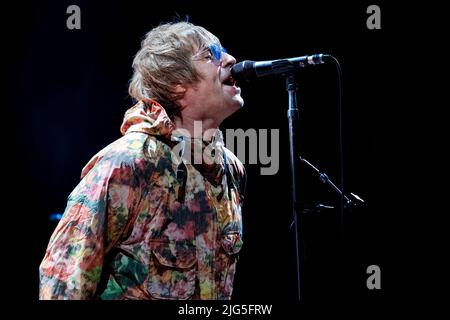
left=205, top=50, right=214, bottom=59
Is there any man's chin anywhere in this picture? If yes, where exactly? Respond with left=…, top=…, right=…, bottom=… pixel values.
left=231, top=99, right=244, bottom=113
left=233, top=95, right=244, bottom=109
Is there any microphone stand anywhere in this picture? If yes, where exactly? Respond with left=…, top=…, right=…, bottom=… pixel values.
left=285, top=73, right=303, bottom=302
left=285, top=74, right=365, bottom=303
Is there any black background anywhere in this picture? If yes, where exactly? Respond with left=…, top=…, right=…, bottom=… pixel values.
left=6, top=0, right=416, bottom=315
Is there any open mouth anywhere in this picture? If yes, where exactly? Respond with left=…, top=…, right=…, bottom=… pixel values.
left=222, top=75, right=237, bottom=86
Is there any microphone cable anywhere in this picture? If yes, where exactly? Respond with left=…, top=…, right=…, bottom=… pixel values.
left=328, top=56, right=346, bottom=235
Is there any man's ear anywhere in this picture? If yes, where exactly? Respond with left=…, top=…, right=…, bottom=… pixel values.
left=173, top=84, right=187, bottom=95
left=173, top=84, right=188, bottom=109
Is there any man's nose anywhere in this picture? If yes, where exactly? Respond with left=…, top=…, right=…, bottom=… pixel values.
left=221, top=52, right=236, bottom=68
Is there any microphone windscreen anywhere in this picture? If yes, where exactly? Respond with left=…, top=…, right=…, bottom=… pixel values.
left=231, top=61, right=255, bottom=82
left=231, top=62, right=245, bottom=78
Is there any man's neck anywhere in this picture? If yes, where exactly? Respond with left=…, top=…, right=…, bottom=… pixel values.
left=174, top=115, right=220, bottom=142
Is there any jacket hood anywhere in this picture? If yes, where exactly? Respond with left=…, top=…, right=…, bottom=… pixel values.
left=120, top=99, right=225, bottom=146
left=120, top=99, right=175, bottom=139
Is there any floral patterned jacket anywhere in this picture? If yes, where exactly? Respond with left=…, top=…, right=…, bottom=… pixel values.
left=39, top=99, right=245, bottom=300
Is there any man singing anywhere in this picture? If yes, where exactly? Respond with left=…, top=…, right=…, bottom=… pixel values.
left=39, top=21, right=246, bottom=300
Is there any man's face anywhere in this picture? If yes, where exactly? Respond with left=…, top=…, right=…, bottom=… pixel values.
left=181, top=43, right=244, bottom=122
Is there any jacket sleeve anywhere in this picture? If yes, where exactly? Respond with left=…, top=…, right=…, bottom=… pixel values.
left=39, top=158, right=141, bottom=300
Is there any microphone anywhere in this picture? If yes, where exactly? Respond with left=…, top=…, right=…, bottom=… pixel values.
left=231, top=54, right=331, bottom=81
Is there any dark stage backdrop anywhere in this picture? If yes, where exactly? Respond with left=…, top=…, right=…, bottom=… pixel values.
left=9, top=0, right=399, bottom=312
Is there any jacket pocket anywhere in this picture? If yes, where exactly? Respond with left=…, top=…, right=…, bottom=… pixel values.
left=148, top=240, right=197, bottom=300
left=217, top=232, right=243, bottom=299
left=221, top=232, right=243, bottom=255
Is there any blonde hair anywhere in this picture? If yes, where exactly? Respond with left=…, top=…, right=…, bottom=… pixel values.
left=129, top=22, right=220, bottom=119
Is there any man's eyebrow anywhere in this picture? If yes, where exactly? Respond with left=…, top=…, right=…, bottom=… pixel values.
left=196, top=44, right=210, bottom=53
